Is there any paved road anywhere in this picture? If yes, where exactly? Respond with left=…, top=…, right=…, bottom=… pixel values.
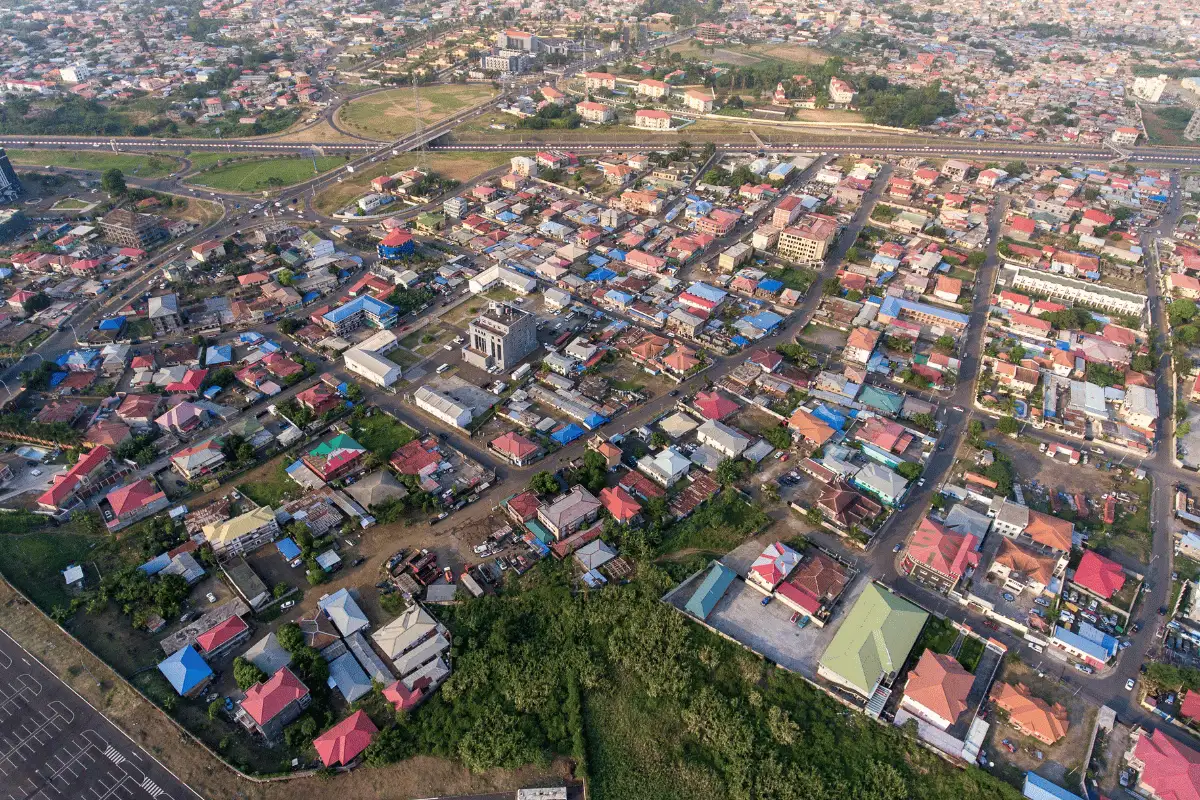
left=0, top=628, right=200, bottom=800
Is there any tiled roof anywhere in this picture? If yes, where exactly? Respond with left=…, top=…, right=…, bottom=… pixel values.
left=241, top=667, right=309, bottom=726
left=1073, top=550, right=1125, bottom=600
left=904, top=650, right=973, bottom=724
left=313, top=710, right=377, bottom=767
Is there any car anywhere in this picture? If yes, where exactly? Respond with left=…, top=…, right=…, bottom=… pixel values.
left=1074, top=663, right=1095, bottom=674
left=917, top=478, right=926, bottom=487
left=1132, top=621, right=1143, bottom=632
left=206, top=592, right=217, bottom=603
left=179, top=611, right=197, bottom=624
left=937, top=443, right=947, bottom=451
left=280, top=600, right=295, bottom=610
left=1002, top=592, right=1015, bottom=602
left=668, top=389, right=679, bottom=397
left=496, top=557, right=509, bottom=571
left=1159, top=605, right=1169, bottom=616
left=431, top=511, right=450, bottom=524
left=760, top=595, right=772, bottom=606
left=351, top=557, right=365, bottom=567
left=893, top=543, right=903, bottom=553
left=290, top=557, right=303, bottom=568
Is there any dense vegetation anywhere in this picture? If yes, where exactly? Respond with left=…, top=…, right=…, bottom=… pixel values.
left=360, top=563, right=1021, bottom=800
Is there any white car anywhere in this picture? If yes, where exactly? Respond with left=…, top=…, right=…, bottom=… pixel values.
left=1125, top=678, right=1136, bottom=691
left=205, top=592, right=217, bottom=603
left=280, top=600, right=295, bottom=610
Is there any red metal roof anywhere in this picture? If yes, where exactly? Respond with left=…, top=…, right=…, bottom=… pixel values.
left=312, top=710, right=377, bottom=767
left=195, top=615, right=248, bottom=654
left=241, top=667, right=308, bottom=725
left=1073, top=550, right=1126, bottom=600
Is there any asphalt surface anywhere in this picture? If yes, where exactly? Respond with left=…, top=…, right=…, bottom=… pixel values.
left=0, top=628, right=200, bottom=800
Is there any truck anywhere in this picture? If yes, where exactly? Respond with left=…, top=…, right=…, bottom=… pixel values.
left=511, top=363, right=532, bottom=382
left=461, top=572, right=484, bottom=598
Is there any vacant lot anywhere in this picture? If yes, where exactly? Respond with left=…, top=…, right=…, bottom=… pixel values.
left=186, top=155, right=350, bottom=192
left=667, top=41, right=833, bottom=68
left=336, top=84, right=495, bottom=140
left=1142, top=105, right=1198, bottom=148
left=313, top=151, right=514, bottom=215
left=7, top=149, right=181, bottom=178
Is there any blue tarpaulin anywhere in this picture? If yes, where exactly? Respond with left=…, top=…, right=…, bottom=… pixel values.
left=48, top=372, right=67, bottom=388
left=303, top=290, right=321, bottom=304
left=811, top=404, right=846, bottom=431
left=551, top=423, right=585, bottom=444
left=587, top=267, right=617, bottom=282
left=139, top=553, right=171, bottom=576
left=97, top=316, right=125, bottom=331
left=583, top=412, right=608, bottom=430
left=731, top=335, right=749, bottom=347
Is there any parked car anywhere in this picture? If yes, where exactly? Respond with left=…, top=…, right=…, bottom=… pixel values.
left=1034, top=597, right=1050, bottom=607
left=1074, top=663, right=1095, bottom=674
left=892, top=543, right=903, bottom=553
left=760, top=595, right=772, bottom=606
left=280, top=600, right=295, bottom=610
left=1002, top=592, right=1015, bottom=602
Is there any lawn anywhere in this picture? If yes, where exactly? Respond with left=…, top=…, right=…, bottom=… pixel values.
left=336, top=83, right=496, bottom=140
left=50, top=198, right=92, bottom=210
left=185, top=154, right=350, bottom=193
left=313, top=150, right=516, bottom=215
left=657, top=489, right=770, bottom=555
left=915, top=615, right=958, bottom=656
left=957, top=636, right=986, bottom=673
left=236, top=457, right=298, bottom=507
left=351, top=412, right=418, bottom=460
left=0, top=530, right=101, bottom=611
left=6, top=149, right=182, bottom=178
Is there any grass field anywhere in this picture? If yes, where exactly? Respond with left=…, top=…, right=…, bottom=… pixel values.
left=266, top=118, right=363, bottom=143
left=185, top=154, right=351, bottom=192
left=0, top=530, right=101, bottom=611
left=351, top=412, right=419, bottom=460
left=336, top=84, right=495, bottom=140
left=313, top=150, right=516, bottom=215
left=236, top=458, right=298, bottom=507
left=6, top=149, right=182, bottom=178
left=1142, top=105, right=1199, bottom=147
left=667, top=41, right=832, bottom=68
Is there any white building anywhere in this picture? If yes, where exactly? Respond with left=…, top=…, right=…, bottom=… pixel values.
left=637, top=448, right=692, bottom=487
left=576, top=101, right=615, bottom=124
left=414, top=386, right=472, bottom=428
left=344, top=348, right=402, bottom=388
left=695, top=419, right=750, bottom=458
left=633, top=109, right=673, bottom=131
left=467, top=265, right=537, bottom=295
left=1009, top=267, right=1146, bottom=318
left=1132, top=74, right=1169, bottom=102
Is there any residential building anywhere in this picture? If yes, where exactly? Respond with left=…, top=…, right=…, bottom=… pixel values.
left=746, top=542, right=801, bottom=595
left=991, top=682, right=1069, bottom=745
left=302, top=434, right=366, bottom=482
left=1111, top=127, right=1140, bottom=146
left=817, top=583, right=927, bottom=698
left=238, top=667, right=311, bottom=743
left=695, top=419, right=750, bottom=458
left=36, top=446, right=112, bottom=512
left=990, top=498, right=1072, bottom=567
left=171, top=438, right=225, bottom=480
left=537, top=486, right=602, bottom=540
left=157, top=645, right=213, bottom=697
left=777, top=214, right=838, bottom=263
left=313, top=710, right=377, bottom=768
left=638, top=447, right=692, bottom=487
left=100, top=478, right=169, bottom=532
left=829, top=76, right=856, bottom=105
left=1072, top=550, right=1126, bottom=600
left=844, top=327, right=882, bottom=365
left=683, top=89, right=713, bottom=112
left=147, top=294, right=181, bottom=335
left=852, top=462, right=909, bottom=507
left=1010, top=268, right=1146, bottom=319
left=901, top=650, right=974, bottom=730
left=633, top=109, right=673, bottom=130
left=583, top=72, right=616, bottom=91
left=321, top=296, right=398, bottom=335
left=202, top=506, right=279, bottom=558
left=489, top=431, right=543, bottom=466
left=462, top=303, right=538, bottom=371
left=318, top=588, right=370, bottom=638
left=195, top=615, right=251, bottom=660
left=577, top=101, right=615, bottom=124
left=1127, top=728, right=1200, bottom=800
left=598, top=485, right=641, bottom=525
left=988, top=539, right=1056, bottom=597
left=373, top=603, right=451, bottom=707
left=902, top=517, right=979, bottom=593
left=636, top=79, right=670, bottom=99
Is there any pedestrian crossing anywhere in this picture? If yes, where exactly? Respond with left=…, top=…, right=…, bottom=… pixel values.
left=102, top=745, right=125, bottom=767
left=140, top=778, right=164, bottom=798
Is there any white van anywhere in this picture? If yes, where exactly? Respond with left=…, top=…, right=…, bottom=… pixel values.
left=436, top=363, right=451, bottom=374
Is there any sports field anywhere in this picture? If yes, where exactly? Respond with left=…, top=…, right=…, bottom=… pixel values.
left=667, top=41, right=832, bottom=68
left=185, top=155, right=350, bottom=192
left=335, top=84, right=495, bottom=140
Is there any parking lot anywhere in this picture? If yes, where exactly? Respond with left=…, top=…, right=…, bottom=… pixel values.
left=0, top=628, right=198, bottom=800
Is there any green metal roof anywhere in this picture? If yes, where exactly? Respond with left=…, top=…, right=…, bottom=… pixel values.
left=685, top=562, right=737, bottom=620
left=818, top=583, right=927, bottom=696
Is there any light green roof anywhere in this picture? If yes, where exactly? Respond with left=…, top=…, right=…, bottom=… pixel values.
left=818, top=583, right=927, bottom=696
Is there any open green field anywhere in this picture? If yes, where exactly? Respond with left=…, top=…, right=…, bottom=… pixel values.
left=313, top=150, right=516, bottom=215
left=667, top=41, right=833, bottom=68
left=1142, top=105, right=1199, bottom=147
left=6, top=149, right=182, bottom=178
left=335, top=84, right=496, bottom=140
left=351, top=412, right=418, bottom=460
left=0, top=530, right=101, bottom=611
left=185, top=154, right=351, bottom=192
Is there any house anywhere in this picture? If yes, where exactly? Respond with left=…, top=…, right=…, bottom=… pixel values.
left=636, top=79, right=670, bottom=99
left=844, top=327, right=881, bottom=365
left=695, top=419, right=750, bottom=458
left=156, top=401, right=207, bottom=436
left=901, top=649, right=974, bottom=730
left=296, top=383, right=342, bottom=416
left=1072, top=550, right=1126, bottom=600
left=852, top=462, right=909, bottom=507
left=988, top=539, right=1056, bottom=597
left=313, top=710, right=377, bottom=768
left=990, top=499, right=1072, bottom=563
left=991, top=682, right=1069, bottom=745
left=100, top=478, right=169, bottom=532
left=1127, top=728, right=1200, bottom=800
left=147, top=294, right=181, bottom=335
left=694, top=390, right=740, bottom=421
left=318, top=588, right=370, bottom=638
left=372, top=603, right=451, bottom=705
left=633, top=109, right=673, bottom=131
left=684, top=561, right=737, bottom=620
left=238, top=667, right=311, bottom=743
left=489, top=431, right=543, bottom=466
left=902, top=517, right=979, bottom=593
left=302, top=434, right=366, bottom=482
left=36, top=446, right=112, bottom=512
left=746, top=542, right=800, bottom=595
left=638, top=447, right=692, bottom=487
left=537, top=486, right=602, bottom=540
left=816, top=479, right=882, bottom=532
left=576, top=101, right=615, bottom=124
left=599, top=485, right=641, bottom=524
left=116, top=393, right=162, bottom=427
left=171, top=439, right=225, bottom=480
left=191, top=240, right=226, bottom=263
left=202, top=506, right=279, bottom=558
left=817, top=583, right=927, bottom=698
left=195, top=615, right=251, bottom=660
left=157, top=645, right=213, bottom=697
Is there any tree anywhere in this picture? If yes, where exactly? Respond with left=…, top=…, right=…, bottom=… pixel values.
left=1132, top=353, right=1154, bottom=373
left=967, top=250, right=987, bottom=268
left=100, top=168, right=127, bottom=196
left=821, top=277, right=841, bottom=296
left=529, top=471, right=560, bottom=496
left=278, top=317, right=302, bottom=334
left=1169, top=299, right=1199, bottom=327
left=763, top=426, right=792, bottom=450
left=649, top=431, right=669, bottom=449
left=277, top=269, right=295, bottom=286
left=277, top=622, right=304, bottom=653
left=996, top=416, right=1019, bottom=435
left=933, top=335, right=955, bottom=354
left=233, top=656, right=267, bottom=690
left=909, top=412, right=936, bottom=431
left=715, top=458, right=748, bottom=486
left=896, top=462, right=922, bottom=481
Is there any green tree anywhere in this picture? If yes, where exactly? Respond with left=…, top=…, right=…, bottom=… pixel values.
left=277, top=622, right=304, bottom=653
left=996, top=416, right=1019, bottom=435
left=715, top=458, right=749, bottom=486
left=233, top=656, right=268, bottom=690
left=896, top=462, right=922, bottom=481
left=277, top=269, right=295, bottom=286
left=1169, top=299, right=1199, bottom=327
left=529, top=471, right=560, bottom=496
left=821, top=277, right=841, bottom=296
left=933, top=335, right=955, bottom=354
left=100, top=168, right=127, bottom=196
left=762, top=426, right=792, bottom=450
left=649, top=430, right=669, bottom=448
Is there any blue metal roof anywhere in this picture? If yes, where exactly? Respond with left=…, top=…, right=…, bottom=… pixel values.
left=587, top=267, right=617, bottom=282
left=1052, top=624, right=1116, bottom=662
left=551, top=423, right=584, bottom=444
left=879, top=295, right=969, bottom=326
left=323, top=295, right=396, bottom=324
left=97, top=316, right=125, bottom=331
left=685, top=562, right=736, bottom=620
left=757, top=278, right=783, bottom=293
left=1022, top=773, right=1083, bottom=800
left=158, top=645, right=213, bottom=695
left=276, top=538, right=301, bottom=560
left=687, top=282, right=727, bottom=303
left=139, top=553, right=172, bottom=576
